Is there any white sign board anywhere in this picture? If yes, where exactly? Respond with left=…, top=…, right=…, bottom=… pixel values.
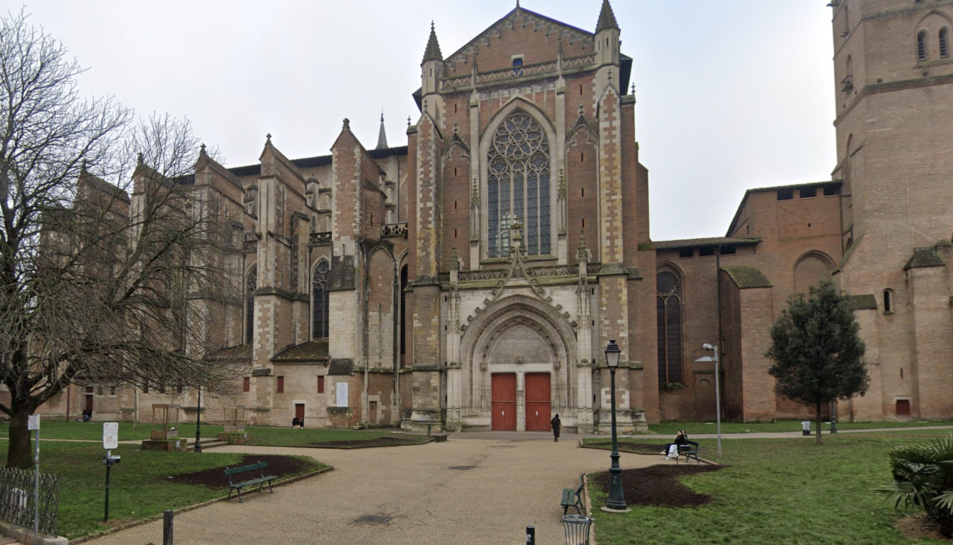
left=27, top=415, right=40, bottom=430
left=336, top=382, right=348, bottom=408
left=103, top=422, right=119, bottom=450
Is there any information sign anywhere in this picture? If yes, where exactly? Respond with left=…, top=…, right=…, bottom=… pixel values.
left=27, top=415, right=40, bottom=430
left=103, top=422, right=119, bottom=450
left=336, top=382, right=348, bottom=408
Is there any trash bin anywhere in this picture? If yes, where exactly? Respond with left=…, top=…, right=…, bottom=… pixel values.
left=801, top=420, right=811, bottom=436
left=561, top=514, right=592, bottom=545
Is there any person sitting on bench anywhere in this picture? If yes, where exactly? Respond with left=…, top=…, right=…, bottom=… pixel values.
left=81, top=409, right=92, bottom=422
left=292, top=417, right=304, bottom=429
left=663, top=429, right=689, bottom=460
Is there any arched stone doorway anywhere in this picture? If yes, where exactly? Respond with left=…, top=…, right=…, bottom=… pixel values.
left=456, top=294, right=581, bottom=432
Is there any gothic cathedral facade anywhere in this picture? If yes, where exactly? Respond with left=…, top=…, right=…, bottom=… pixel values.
left=32, top=0, right=953, bottom=429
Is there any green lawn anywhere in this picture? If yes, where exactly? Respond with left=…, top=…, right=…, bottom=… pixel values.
left=242, top=426, right=415, bottom=447
left=0, top=440, right=326, bottom=539
left=646, top=419, right=953, bottom=436
left=584, top=431, right=953, bottom=545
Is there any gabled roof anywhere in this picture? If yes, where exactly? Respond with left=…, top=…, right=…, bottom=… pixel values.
left=271, top=341, right=330, bottom=362
left=444, top=6, right=594, bottom=68
left=722, top=266, right=772, bottom=289
left=596, top=0, right=620, bottom=32
left=228, top=146, right=408, bottom=178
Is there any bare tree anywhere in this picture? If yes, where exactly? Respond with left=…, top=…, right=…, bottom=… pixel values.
left=0, top=10, right=243, bottom=468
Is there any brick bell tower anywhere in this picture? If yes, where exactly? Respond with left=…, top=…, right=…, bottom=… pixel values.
left=830, top=0, right=953, bottom=421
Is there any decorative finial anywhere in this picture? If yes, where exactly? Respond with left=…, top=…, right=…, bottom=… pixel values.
left=431, top=21, right=434, bottom=31
left=381, top=110, right=384, bottom=123
left=137, top=152, right=143, bottom=165
left=631, top=82, right=635, bottom=94
left=608, top=70, right=613, bottom=83
left=200, top=143, right=206, bottom=155
left=578, top=103, right=584, bottom=117
left=81, top=159, right=87, bottom=172
left=453, top=122, right=459, bottom=135
left=343, top=118, right=350, bottom=129
left=516, top=0, right=520, bottom=8
left=450, top=247, right=459, bottom=272
left=408, top=116, right=412, bottom=126
left=266, top=133, right=272, bottom=143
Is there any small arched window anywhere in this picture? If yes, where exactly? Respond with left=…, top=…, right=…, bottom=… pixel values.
left=657, top=270, right=683, bottom=384
left=312, top=261, right=330, bottom=339
left=245, top=265, right=257, bottom=345
left=884, top=289, right=894, bottom=314
left=918, top=30, right=928, bottom=61
left=940, top=28, right=949, bottom=58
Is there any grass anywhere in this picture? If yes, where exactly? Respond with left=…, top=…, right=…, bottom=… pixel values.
left=584, top=430, right=953, bottom=545
left=0, top=439, right=326, bottom=540
left=0, top=420, right=419, bottom=447
left=646, top=419, right=953, bottom=436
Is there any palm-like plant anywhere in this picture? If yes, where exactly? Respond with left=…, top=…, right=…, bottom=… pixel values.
left=879, top=434, right=953, bottom=537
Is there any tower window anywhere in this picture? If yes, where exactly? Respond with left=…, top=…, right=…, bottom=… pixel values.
left=884, top=289, right=894, bottom=313
left=312, top=261, right=330, bottom=339
left=512, top=57, right=523, bottom=77
left=918, top=30, right=928, bottom=61
left=800, top=187, right=817, bottom=199
left=679, top=248, right=693, bottom=258
left=941, top=28, right=949, bottom=58
left=777, top=189, right=794, bottom=200
left=699, top=247, right=715, bottom=257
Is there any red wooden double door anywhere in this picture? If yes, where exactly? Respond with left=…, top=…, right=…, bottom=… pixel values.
left=491, top=373, right=551, bottom=431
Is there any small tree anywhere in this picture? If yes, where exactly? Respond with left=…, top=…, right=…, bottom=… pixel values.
left=879, top=434, right=953, bottom=537
left=766, top=279, right=869, bottom=445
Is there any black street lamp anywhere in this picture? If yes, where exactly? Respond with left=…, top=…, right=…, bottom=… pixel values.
left=194, top=386, right=202, bottom=453
left=602, top=339, right=629, bottom=513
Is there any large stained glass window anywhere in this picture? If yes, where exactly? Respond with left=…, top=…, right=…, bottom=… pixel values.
left=657, top=271, right=683, bottom=384
left=487, top=110, right=551, bottom=257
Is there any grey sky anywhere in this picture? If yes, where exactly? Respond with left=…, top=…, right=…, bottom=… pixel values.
left=9, top=0, right=835, bottom=242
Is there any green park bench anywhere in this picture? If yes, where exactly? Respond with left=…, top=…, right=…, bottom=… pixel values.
left=225, top=461, right=277, bottom=503
left=676, top=440, right=701, bottom=464
left=560, top=473, right=585, bottom=515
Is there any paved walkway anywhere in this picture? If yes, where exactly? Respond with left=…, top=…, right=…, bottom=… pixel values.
left=86, top=434, right=654, bottom=545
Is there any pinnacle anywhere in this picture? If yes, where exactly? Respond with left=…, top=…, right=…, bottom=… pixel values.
left=596, top=0, right=619, bottom=33
left=376, top=111, right=388, bottom=150
left=422, top=22, right=443, bottom=63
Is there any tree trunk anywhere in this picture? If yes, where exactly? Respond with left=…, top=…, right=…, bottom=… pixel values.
left=7, top=401, right=35, bottom=469
left=815, top=400, right=824, bottom=446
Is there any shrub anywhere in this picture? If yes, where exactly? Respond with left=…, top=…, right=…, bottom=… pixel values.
left=879, top=434, right=953, bottom=537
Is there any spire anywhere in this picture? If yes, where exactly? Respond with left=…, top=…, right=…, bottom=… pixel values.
left=422, top=22, right=443, bottom=62
left=376, top=111, right=388, bottom=149
left=596, top=0, right=620, bottom=32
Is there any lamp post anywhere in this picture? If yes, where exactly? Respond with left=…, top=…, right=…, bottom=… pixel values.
left=601, top=339, right=629, bottom=512
left=194, top=386, right=202, bottom=453
left=694, top=344, right=722, bottom=457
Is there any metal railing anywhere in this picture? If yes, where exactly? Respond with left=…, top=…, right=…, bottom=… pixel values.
left=0, top=467, right=60, bottom=536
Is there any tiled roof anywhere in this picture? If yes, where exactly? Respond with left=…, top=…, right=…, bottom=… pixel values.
left=207, top=345, right=252, bottom=362
left=653, top=237, right=761, bottom=250
left=904, top=246, right=946, bottom=270
left=722, top=266, right=772, bottom=289
left=271, top=341, right=330, bottom=362
left=82, top=173, right=131, bottom=203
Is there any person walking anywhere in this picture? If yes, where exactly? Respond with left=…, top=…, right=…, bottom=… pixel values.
left=551, top=413, right=561, bottom=442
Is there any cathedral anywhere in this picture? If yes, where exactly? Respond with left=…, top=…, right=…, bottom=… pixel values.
left=33, top=0, right=953, bottom=431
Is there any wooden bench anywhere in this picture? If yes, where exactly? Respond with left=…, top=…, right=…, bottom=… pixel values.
left=225, top=462, right=277, bottom=503
left=676, top=441, right=700, bottom=464
left=560, top=473, right=585, bottom=515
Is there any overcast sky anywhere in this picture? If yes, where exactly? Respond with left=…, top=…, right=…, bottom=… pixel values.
left=9, top=0, right=836, bottom=242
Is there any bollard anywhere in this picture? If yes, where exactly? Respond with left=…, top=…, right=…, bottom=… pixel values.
left=163, top=510, right=174, bottom=545
left=526, top=525, right=535, bottom=544
left=427, top=424, right=432, bottom=436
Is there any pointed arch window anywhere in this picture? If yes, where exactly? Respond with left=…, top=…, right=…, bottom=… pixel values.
left=487, top=110, right=551, bottom=257
left=657, top=270, right=683, bottom=384
left=918, top=30, right=928, bottom=61
left=312, top=261, right=330, bottom=339
left=245, top=265, right=257, bottom=345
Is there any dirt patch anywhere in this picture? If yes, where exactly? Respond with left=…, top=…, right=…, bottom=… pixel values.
left=169, top=454, right=314, bottom=487
left=586, top=441, right=675, bottom=456
left=896, top=514, right=953, bottom=542
left=307, top=435, right=429, bottom=449
left=590, top=464, right=723, bottom=508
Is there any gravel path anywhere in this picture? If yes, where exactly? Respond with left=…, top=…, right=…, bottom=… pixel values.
left=85, top=434, right=653, bottom=545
